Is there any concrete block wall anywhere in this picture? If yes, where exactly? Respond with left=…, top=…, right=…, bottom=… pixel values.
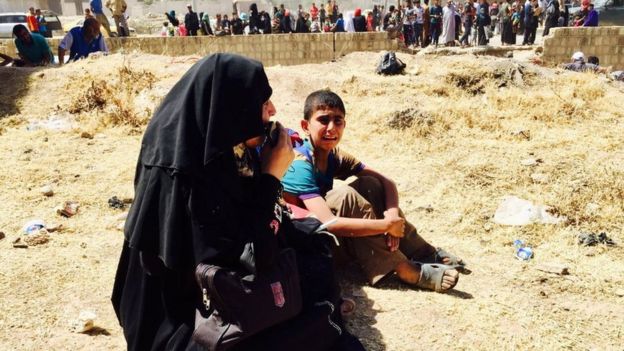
left=0, top=32, right=396, bottom=67
left=335, top=32, right=398, bottom=58
left=543, top=26, right=624, bottom=70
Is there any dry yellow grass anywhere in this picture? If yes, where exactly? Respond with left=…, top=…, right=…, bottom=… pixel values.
left=1, top=52, right=623, bottom=350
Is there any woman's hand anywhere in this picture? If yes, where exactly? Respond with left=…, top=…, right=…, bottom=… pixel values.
left=261, top=124, right=295, bottom=179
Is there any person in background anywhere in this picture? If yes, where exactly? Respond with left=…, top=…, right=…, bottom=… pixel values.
left=184, top=4, right=200, bottom=36
left=366, top=11, right=374, bottom=31
left=522, top=0, right=538, bottom=45
left=499, top=0, right=514, bottom=45
left=165, top=10, right=180, bottom=27
left=178, top=22, right=188, bottom=36
left=58, top=18, right=108, bottom=65
left=583, top=3, right=598, bottom=27
left=460, top=0, right=473, bottom=47
left=476, top=0, right=490, bottom=45
left=511, top=3, right=521, bottom=35
left=84, top=8, right=95, bottom=19
left=200, top=13, right=214, bottom=35
left=326, top=1, right=334, bottom=23
left=353, top=8, right=367, bottom=32
left=160, top=21, right=170, bottom=36
left=323, top=18, right=332, bottom=32
left=402, top=2, right=415, bottom=47
left=441, top=0, right=456, bottom=46
left=454, top=2, right=462, bottom=41
left=310, top=13, right=321, bottom=32
left=249, top=3, right=261, bottom=34
left=11, top=24, right=53, bottom=66
left=542, top=0, right=559, bottom=36
left=26, top=7, right=39, bottom=34
left=230, top=12, right=244, bottom=35
left=561, top=51, right=607, bottom=73
left=383, top=5, right=394, bottom=30
left=214, top=13, right=223, bottom=32
left=259, top=11, right=272, bottom=33
left=310, top=2, right=319, bottom=19
left=372, top=5, right=381, bottom=31
left=297, top=3, right=305, bottom=17
left=430, top=0, right=443, bottom=47
left=91, top=0, right=113, bottom=36
left=280, top=9, right=293, bottom=33
left=35, top=9, right=49, bottom=38
left=106, top=0, right=128, bottom=37
left=221, top=14, right=231, bottom=34
left=331, top=12, right=345, bottom=32
left=295, top=12, right=310, bottom=32
left=422, top=0, right=431, bottom=47
left=489, top=0, right=499, bottom=34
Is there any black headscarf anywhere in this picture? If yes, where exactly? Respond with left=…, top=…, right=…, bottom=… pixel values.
left=140, top=53, right=271, bottom=173
left=124, top=53, right=273, bottom=270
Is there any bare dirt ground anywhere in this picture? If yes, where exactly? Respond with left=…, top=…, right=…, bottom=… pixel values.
left=1, top=51, right=623, bottom=350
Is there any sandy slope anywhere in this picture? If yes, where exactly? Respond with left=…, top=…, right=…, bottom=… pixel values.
left=1, top=51, right=623, bottom=350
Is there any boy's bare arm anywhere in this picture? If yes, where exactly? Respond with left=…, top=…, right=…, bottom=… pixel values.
left=357, top=167, right=400, bottom=218
left=302, top=196, right=404, bottom=238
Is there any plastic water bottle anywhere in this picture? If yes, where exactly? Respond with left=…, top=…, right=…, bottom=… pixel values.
left=513, top=239, right=533, bottom=261
left=23, top=220, right=45, bottom=235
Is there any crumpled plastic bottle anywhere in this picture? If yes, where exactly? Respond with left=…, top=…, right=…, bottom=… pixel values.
left=23, top=219, right=46, bottom=235
left=513, top=239, right=533, bottom=261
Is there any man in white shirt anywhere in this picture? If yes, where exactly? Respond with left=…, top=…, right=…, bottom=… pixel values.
left=403, top=2, right=416, bottom=46
left=413, top=1, right=425, bottom=47
left=58, top=18, right=108, bottom=65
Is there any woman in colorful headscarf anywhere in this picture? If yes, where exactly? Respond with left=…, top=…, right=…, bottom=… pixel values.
left=353, top=7, right=367, bottom=32
left=200, top=13, right=213, bottom=35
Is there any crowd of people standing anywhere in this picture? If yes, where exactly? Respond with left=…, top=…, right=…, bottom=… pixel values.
left=159, top=1, right=390, bottom=37
left=385, top=0, right=600, bottom=48
left=155, top=0, right=599, bottom=50
left=3, top=0, right=605, bottom=67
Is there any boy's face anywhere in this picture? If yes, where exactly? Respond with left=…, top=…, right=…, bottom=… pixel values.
left=301, top=107, right=345, bottom=151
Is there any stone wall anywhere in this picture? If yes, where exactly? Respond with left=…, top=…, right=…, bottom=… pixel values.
left=543, top=26, right=624, bottom=70
left=0, top=32, right=397, bottom=67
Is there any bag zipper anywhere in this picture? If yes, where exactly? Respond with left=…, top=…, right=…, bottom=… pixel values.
left=204, top=265, right=233, bottom=320
left=196, top=264, right=213, bottom=311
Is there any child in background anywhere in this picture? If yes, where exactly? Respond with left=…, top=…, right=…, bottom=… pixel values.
left=511, top=5, right=521, bottom=34
left=160, top=21, right=170, bottom=36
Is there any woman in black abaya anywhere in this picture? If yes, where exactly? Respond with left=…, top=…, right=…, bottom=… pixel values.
left=111, top=54, right=294, bottom=350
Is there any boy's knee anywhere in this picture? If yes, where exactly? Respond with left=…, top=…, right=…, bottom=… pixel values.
left=349, top=176, right=384, bottom=203
left=327, top=185, right=376, bottom=219
left=350, top=175, right=383, bottom=192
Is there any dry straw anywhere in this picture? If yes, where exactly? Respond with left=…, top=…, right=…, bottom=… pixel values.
left=0, top=52, right=623, bottom=350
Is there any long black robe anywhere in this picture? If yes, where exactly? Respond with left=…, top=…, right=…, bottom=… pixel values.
left=111, top=54, right=280, bottom=351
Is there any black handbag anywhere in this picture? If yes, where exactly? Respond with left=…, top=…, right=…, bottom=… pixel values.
left=192, top=248, right=302, bottom=351
left=376, top=51, right=406, bottom=75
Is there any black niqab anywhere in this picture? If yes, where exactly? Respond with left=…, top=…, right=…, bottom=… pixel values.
left=141, top=53, right=271, bottom=173
left=125, top=53, right=272, bottom=270
left=112, top=54, right=275, bottom=351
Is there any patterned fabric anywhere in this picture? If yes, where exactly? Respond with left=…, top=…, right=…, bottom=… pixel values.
left=233, top=143, right=257, bottom=177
